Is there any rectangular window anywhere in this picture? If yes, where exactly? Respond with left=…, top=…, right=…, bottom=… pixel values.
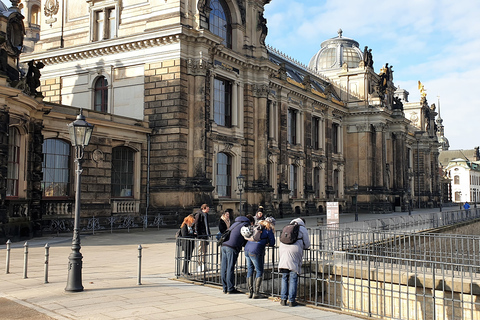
left=94, top=7, right=115, bottom=41
left=314, top=167, right=320, bottom=198
left=216, top=152, right=231, bottom=197
left=213, top=78, right=232, bottom=127
left=312, top=116, right=320, bottom=150
left=112, top=147, right=134, bottom=198
left=332, top=123, right=339, bottom=154
left=289, top=164, right=297, bottom=198
left=7, top=127, right=20, bottom=197
left=288, top=109, right=297, bottom=144
left=42, top=139, right=71, bottom=198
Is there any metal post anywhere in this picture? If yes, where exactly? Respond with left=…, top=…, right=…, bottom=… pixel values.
left=5, top=239, right=11, bottom=274
left=137, top=245, right=142, bottom=285
left=65, top=152, right=84, bottom=292
left=44, top=243, right=50, bottom=284
left=239, top=189, right=243, bottom=216
left=23, top=241, right=28, bottom=279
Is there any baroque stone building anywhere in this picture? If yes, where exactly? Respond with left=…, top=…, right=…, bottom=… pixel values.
left=1, top=0, right=441, bottom=239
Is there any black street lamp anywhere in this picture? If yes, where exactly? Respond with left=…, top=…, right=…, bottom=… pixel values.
left=65, top=109, right=94, bottom=292
left=353, top=182, right=358, bottom=221
left=408, top=186, right=412, bottom=216
left=237, top=174, right=245, bottom=216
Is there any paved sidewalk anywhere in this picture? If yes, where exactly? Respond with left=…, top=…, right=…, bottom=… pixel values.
left=0, top=207, right=458, bottom=319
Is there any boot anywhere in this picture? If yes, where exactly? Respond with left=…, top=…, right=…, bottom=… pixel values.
left=247, top=277, right=254, bottom=299
left=253, top=277, right=262, bottom=299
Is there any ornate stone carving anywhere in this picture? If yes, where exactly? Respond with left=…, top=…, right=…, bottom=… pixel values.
left=253, top=84, right=269, bottom=98
left=44, top=0, right=59, bottom=25
left=237, top=0, right=246, bottom=25
left=187, top=58, right=209, bottom=76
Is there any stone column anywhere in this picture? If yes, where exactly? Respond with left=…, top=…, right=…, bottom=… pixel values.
left=373, top=124, right=385, bottom=188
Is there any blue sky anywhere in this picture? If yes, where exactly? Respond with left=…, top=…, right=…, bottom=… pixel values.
left=264, top=0, right=480, bottom=150
left=2, top=0, right=478, bottom=150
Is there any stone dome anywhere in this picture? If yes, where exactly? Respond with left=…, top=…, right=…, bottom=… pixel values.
left=308, top=29, right=363, bottom=71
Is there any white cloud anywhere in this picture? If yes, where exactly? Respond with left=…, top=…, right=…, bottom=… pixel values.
left=264, top=0, right=480, bottom=150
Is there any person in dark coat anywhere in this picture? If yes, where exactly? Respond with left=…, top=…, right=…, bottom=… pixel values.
left=220, top=215, right=251, bottom=294
left=194, top=204, right=211, bottom=272
left=179, top=214, right=195, bottom=275
left=218, top=209, right=233, bottom=234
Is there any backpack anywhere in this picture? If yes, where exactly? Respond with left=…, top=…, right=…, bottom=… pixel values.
left=251, top=224, right=263, bottom=242
left=280, top=222, right=300, bottom=244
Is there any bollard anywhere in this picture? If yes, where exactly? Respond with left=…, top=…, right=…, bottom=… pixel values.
left=23, top=241, right=28, bottom=279
left=137, top=244, right=142, bottom=285
left=5, top=239, right=11, bottom=274
left=44, top=243, right=50, bottom=284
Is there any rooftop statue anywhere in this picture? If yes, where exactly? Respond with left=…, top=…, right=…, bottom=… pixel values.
left=418, top=81, right=427, bottom=98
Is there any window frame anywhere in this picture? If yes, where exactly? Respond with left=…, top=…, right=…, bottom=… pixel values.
left=7, top=127, right=20, bottom=198
left=209, top=0, right=232, bottom=48
left=111, top=146, right=135, bottom=198
left=94, top=76, right=109, bottom=113
left=216, top=152, right=232, bottom=197
left=288, top=108, right=297, bottom=145
left=90, top=1, right=119, bottom=42
left=41, top=138, right=71, bottom=199
left=213, top=77, right=232, bottom=128
left=289, top=163, right=298, bottom=198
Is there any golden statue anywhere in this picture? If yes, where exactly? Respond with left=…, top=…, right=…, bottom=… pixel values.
left=418, top=80, right=427, bottom=98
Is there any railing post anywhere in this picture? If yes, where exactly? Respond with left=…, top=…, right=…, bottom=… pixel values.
left=23, top=241, right=28, bottom=279
left=5, top=239, right=11, bottom=274
left=44, top=243, right=50, bottom=284
left=137, top=244, right=142, bottom=285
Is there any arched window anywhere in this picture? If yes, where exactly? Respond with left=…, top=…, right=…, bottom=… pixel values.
left=454, top=175, right=460, bottom=185
left=30, top=5, right=40, bottom=25
left=94, top=76, right=108, bottom=112
left=216, top=152, right=231, bottom=197
left=209, top=0, right=232, bottom=48
left=7, top=127, right=20, bottom=197
left=42, top=139, right=71, bottom=197
left=112, top=147, right=135, bottom=197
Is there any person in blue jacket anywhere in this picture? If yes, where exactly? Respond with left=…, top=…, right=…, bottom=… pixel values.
left=464, top=202, right=471, bottom=210
left=220, top=215, right=252, bottom=294
left=244, top=216, right=276, bottom=299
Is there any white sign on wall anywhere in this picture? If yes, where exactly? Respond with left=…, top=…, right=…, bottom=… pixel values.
left=326, top=202, right=339, bottom=225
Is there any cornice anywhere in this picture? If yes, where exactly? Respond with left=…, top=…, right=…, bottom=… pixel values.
left=22, top=27, right=185, bottom=66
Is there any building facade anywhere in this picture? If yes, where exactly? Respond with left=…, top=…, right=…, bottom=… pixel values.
left=1, top=0, right=442, bottom=239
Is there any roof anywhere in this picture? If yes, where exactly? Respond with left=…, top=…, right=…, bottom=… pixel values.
left=267, top=48, right=342, bottom=103
left=439, top=149, right=479, bottom=167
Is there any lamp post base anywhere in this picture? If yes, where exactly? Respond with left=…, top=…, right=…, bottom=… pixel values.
left=65, top=247, right=83, bottom=292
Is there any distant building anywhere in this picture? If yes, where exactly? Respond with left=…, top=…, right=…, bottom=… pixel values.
left=442, top=148, right=480, bottom=204
left=1, top=0, right=442, bottom=240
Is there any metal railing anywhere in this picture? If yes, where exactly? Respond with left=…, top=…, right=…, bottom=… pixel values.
left=175, top=223, right=480, bottom=319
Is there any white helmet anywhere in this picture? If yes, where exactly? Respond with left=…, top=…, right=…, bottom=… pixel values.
left=241, top=225, right=253, bottom=238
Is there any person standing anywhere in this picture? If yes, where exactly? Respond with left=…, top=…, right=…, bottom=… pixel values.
left=278, top=217, right=311, bottom=307
left=464, top=202, right=471, bottom=210
left=254, top=206, right=265, bottom=224
left=220, top=215, right=251, bottom=294
left=179, top=214, right=195, bottom=275
left=194, top=204, right=211, bottom=272
left=218, top=209, right=233, bottom=234
left=244, top=217, right=276, bottom=299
